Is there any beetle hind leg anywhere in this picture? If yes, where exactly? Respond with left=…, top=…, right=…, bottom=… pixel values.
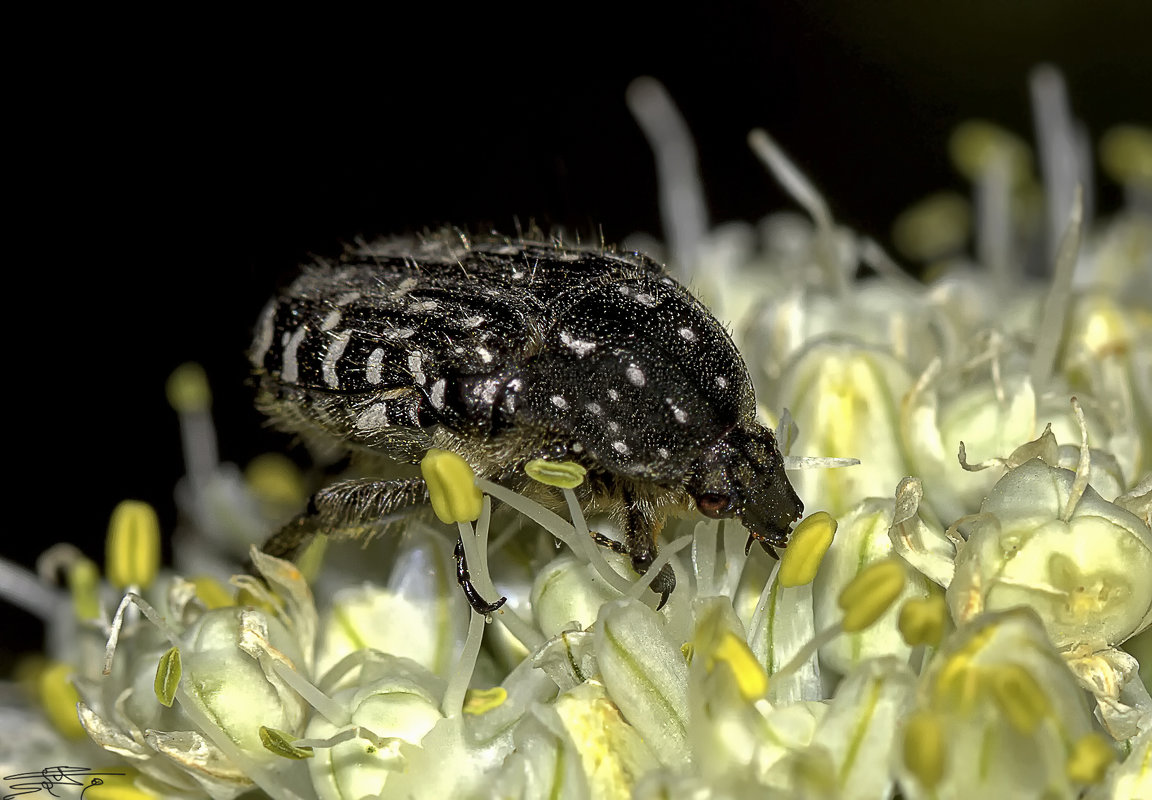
left=260, top=476, right=429, bottom=561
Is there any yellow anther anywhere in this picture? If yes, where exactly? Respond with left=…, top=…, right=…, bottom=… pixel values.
left=38, top=662, right=85, bottom=739
left=235, top=588, right=274, bottom=612
left=245, top=453, right=307, bottom=507
left=463, top=686, right=508, bottom=715
left=524, top=458, right=588, bottom=489
left=948, top=119, right=1031, bottom=182
left=154, top=647, right=181, bottom=707
left=421, top=449, right=483, bottom=524
left=898, top=593, right=948, bottom=647
left=891, top=192, right=971, bottom=261
left=778, top=511, right=836, bottom=587
left=165, top=362, right=212, bottom=413
left=837, top=558, right=907, bottom=633
left=933, top=653, right=978, bottom=712
left=1065, top=732, right=1115, bottom=784
left=1099, top=124, right=1152, bottom=186
left=708, top=631, right=769, bottom=701
left=105, top=500, right=161, bottom=590
left=67, top=556, right=102, bottom=621
left=294, top=535, right=329, bottom=584
left=190, top=575, right=233, bottom=609
left=988, top=663, right=1050, bottom=734
left=902, top=711, right=946, bottom=789
left=259, top=726, right=314, bottom=759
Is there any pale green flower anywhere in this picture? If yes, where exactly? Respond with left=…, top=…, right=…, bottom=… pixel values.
left=812, top=499, right=933, bottom=675
left=4, top=72, right=1149, bottom=800
left=947, top=453, right=1152, bottom=650
left=898, top=608, right=1101, bottom=800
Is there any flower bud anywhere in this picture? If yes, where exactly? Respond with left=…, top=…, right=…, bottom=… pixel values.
left=532, top=555, right=623, bottom=638
left=594, top=599, right=690, bottom=768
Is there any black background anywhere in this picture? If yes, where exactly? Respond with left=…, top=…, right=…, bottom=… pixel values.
left=6, top=1, right=1149, bottom=669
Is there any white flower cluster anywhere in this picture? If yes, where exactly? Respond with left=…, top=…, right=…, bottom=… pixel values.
left=2, top=70, right=1150, bottom=799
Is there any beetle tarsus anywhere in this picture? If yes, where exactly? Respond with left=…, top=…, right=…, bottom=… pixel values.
left=589, top=530, right=629, bottom=555
left=744, top=532, right=780, bottom=559
left=651, top=563, right=676, bottom=610
left=454, top=537, right=507, bottom=615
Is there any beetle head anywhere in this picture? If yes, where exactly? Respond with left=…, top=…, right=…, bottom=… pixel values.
left=688, top=424, right=803, bottom=550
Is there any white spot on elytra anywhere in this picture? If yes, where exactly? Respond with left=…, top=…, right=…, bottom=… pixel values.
left=385, top=327, right=415, bottom=340
left=462, top=315, right=484, bottom=328
left=559, top=330, right=596, bottom=357
left=408, top=352, right=426, bottom=385
left=366, top=348, right=386, bottom=384
left=571, top=442, right=584, bottom=453
left=635, top=292, right=656, bottom=307
left=617, top=285, right=631, bottom=296
left=657, top=447, right=671, bottom=459
left=410, top=300, right=439, bottom=312
left=586, top=401, right=602, bottom=415
left=607, top=389, right=620, bottom=401
left=679, top=327, right=696, bottom=342
left=429, top=378, right=446, bottom=409
left=551, top=394, right=569, bottom=410
left=281, top=325, right=307, bottom=384
left=475, top=346, right=494, bottom=363
left=665, top=397, right=689, bottom=424
left=715, top=376, right=728, bottom=389
left=626, top=365, right=646, bottom=387
left=321, top=310, right=342, bottom=331
left=612, top=440, right=630, bottom=455
left=321, top=329, right=352, bottom=388
left=607, top=421, right=620, bottom=433
left=355, top=402, right=390, bottom=430
left=335, top=291, right=361, bottom=306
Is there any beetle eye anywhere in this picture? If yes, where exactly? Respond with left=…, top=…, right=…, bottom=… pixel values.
left=697, top=493, right=731, bottom=516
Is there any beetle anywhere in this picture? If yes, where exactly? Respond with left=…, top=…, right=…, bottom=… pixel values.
left=251, top=232, right=803, bottom=610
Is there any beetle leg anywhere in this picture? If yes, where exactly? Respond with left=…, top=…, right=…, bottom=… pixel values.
left=744, top=531, right=781, bottom=559
left=621, top=488, right=677, bottom=609
left=588, top=530, right=629, bottom=555
left=453, top=537, right=507, bottom=614
left=261, top=476, right=429, bottom=560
